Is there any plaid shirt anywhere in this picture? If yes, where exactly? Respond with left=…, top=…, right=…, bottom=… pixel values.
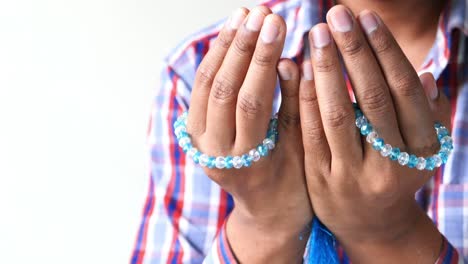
left=132, top=0, right=468, bottom=263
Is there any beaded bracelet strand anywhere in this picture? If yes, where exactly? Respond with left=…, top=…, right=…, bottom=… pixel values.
left=353, top=103, right=453, bottom=170
left=174, top=104, right=453, bottom=171
left=173, top=111, right=279, bottom=169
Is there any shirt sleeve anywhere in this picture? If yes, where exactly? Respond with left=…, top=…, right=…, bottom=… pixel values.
left=432, top=183, right=468, bottom=264
left=435, top=235, right=464, bottom=264
left=203, top=220, right=239, bottom=264
left=131, top=65, right=234, bottom=264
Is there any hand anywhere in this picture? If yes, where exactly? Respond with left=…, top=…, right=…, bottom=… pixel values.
left=187, top=6, right=312, bottom=262
left=299, top=6, right=451, bottom=263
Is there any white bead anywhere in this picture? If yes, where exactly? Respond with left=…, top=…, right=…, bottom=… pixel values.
left=440, top=135, right=452, bottom=145
left=187, top=148, right=198, bottom=158
left=380, top=144, right=392, bottom=157
left=398, top=152, right=410, bottom=166
left=433, top=155, right=443, bottom=167
left=199, top=154, right=209, bottom=167
left=366, top=131, right=379, bottom=144
left=174, top=125, right=186, bottom=137
left=248, top=149, right=261, bottom=162
left=178, top=137, right=191, bottom=148
left=355, top=116, right=367, bottom=128
left=215, top=157, right=226, bottom=169
left=263, top=138, right=275, bottom=150
left=232, top=156, right=243, bottom=169
left=416, top=157, right=426, bottom=170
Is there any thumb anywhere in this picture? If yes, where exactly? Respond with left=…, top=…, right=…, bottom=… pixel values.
left=419, top=72, right=451, bottom=130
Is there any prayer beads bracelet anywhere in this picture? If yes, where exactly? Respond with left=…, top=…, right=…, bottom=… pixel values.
left=353, top=103, right=453, bottom=170
left=173, top=111, right=279, bottom=169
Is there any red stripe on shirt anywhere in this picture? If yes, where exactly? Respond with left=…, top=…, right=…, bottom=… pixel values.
left=165, top=72, right=187, bottom=263
left=132, top=175, right=156, bottom=264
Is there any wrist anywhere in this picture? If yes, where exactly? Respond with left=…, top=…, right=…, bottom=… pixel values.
left=339, top=201, right=442, bottom=264
left=226, top=205, right=312, bottom=263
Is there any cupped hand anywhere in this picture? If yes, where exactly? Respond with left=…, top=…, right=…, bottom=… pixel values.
left=186, top=6, right=312, bottom=262
left=300, top=5, right=451, bottom=263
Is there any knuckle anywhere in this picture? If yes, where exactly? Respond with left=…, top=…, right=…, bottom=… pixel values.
left=393, top=72, right=421, bottom=98
left=211, top=76, right=237, bottom=105
left=303, top=119, right=326, bottom=142
left=237, top=92, right=262, bottom=119
left=253, top=47, right=275, bottom=67
left=360, top=85, right=392, bottom=114
left=314, top=56, right=337, bottom=73
left=216, top=32, right=232, bottom=49
left=278, top=111, right=300, bottom=127
left=341, top=38, right=365, bottom=57
left=300, top=89, right=319, bottom=106
left=196, top=65, right=216, bottom=86
left=323, top=105, right=353, bottom=129
left=371, top=34, right=394, bottom=55
left=233, top=36, right=255, bottom=55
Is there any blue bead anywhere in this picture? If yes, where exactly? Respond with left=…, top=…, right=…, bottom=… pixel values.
left=408, top=155, right=418, bottom=168
left=241, top=154, right=252, bottom=167
left=441, top=141, right=453, bottom=151
left=266, top=131, right=274, bottom=139
left=267, top=131, right=278, bottom=143
left=360, top=123, right=373, bottom=136
left=176, top=131, right=188, bottom=140
left=224, top=156, right=233, bottom=169
left=434, top=122, right=443, bottom=129
left=257, top=145, right=268, bottom=157
left=269, top=119, right=278, bottom=129
left=390, top=148, right=400, bottom=161
left=425, top=157, right=436, bottom=171
left=182, top=143, right=192, bottom=153
left=437, top=127, right=449, bottom=140
left=193, top=152, right=201, bottom=164
left=207, top=156, right=216, bottom=169
left=438, top=151, right=449, bottom=163
left=372, top=138, right=384, bottom=151
left=355, top=109, right=363, bottom=118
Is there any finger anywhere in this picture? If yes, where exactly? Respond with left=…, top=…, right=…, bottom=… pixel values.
left=188, top=8, right=248, bottom=136
left=277, top=59, right=301, bottom=134
left=326, top=5, right=403, bottom=156
left=235, top=13, right=286, bottom=149
left=358, top=10, right=437, bottom=156
left=299, top=60, right=332, bottom=175
left=309, top=23, right=362, bottom=162
left=206, top=7, right=272, bottom=149
left=419, top=73, right=451, bottom=128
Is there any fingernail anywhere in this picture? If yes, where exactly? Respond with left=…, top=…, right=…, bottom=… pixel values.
left=302, top=61, right=314, bottom=80
left=278, top=64, right=292, bottom=80
left=420, top=73, right=439, bottom=100
left=246, top=9, right=264, bottom=31
left=429, top=83, right=439, bottom=100
left=311, top=26, right=331, bottom=48
left=329, top=7, right=353, bottom=32
left=260, top=16, right=279, bottom=43
left=359, top=11, right=379, bottom=34
left=229, top=8, right=246, bottom=30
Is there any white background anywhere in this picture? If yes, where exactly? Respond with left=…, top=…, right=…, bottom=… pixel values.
left=0, top=1, right=255, bottom=263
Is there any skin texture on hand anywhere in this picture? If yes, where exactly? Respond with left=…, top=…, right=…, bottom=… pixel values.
left=299, top=5, right=450, bottom=263
left=186, top=6, right=312, bottom=263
